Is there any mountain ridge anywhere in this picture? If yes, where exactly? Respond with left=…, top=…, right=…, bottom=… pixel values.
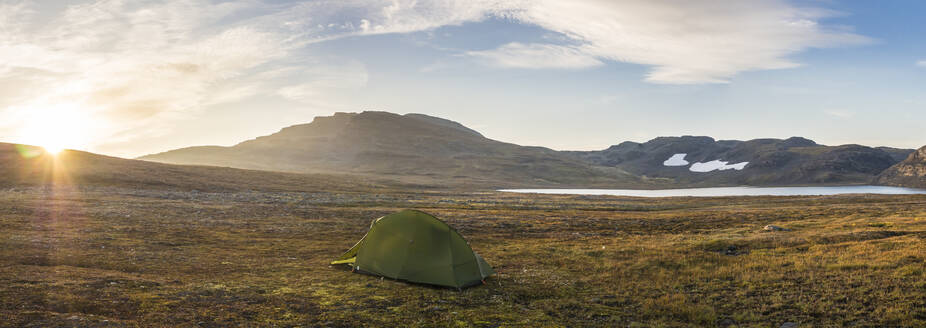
left=565, top=135, right=914, bottom=186
left=140, top=111, right=640, bottom=188
left=139, top=111, right=919, bottom=188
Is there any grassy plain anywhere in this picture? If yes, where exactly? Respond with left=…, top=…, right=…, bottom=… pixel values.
left=1, top=184, right=925, bottom=327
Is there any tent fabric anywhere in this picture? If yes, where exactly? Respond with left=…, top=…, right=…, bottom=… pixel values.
left=331, top=209, right=494, bottom=288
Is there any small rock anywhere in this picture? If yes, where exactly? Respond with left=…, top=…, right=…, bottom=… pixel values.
left=717, top=318, right=736, bottom=327
left=764, top=225, right=791, bottom=232
left=780, top=322, right=798, bottom=328
left=724, top=246, right=742, bottom=256
left=67, top=315, right=80, bottom=320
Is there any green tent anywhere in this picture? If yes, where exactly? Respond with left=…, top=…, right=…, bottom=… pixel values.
left=331, top=209, right=493, bottom=288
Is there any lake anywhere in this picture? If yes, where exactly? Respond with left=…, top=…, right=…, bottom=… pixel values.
left=500, top=185, right=926, bottom=197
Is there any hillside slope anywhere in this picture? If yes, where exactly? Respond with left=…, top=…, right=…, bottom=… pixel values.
left=0, top=143, right=386, bottom=192
left=140, top=111, right=638, bottom=188
left=877, top=146, right=926, bottom=188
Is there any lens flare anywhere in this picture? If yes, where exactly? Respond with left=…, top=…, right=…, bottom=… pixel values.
left=14, top=144, right=44, bottom=158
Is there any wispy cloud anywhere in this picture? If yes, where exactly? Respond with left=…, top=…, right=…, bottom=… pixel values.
left=917, top=60, right=926, bottom=67
left=287, top=0, right=869, bottom=84
left=477, top=0, right=867, bottom=84
left=250, top=0, right=509, bottom=44
left=0, top=0, right=370, bottom=154
left=466, top=43, right=603, bottom=69
left=275, top=62, right=369, bottom=105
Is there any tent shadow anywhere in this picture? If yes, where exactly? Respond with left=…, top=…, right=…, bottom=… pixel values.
left=330, top=264, right=489, bottom=292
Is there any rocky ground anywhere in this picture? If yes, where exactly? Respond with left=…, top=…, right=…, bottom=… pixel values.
left=1, top=186, right=925, bottom=327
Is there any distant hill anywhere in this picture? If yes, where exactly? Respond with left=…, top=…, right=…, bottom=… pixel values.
left=565, top=136, right=913, bottom=186
left=877, top=147, right=916, bottom=163
left=877, top=146, right=926, bottom=188
left=0, top=143, right=387, bottom=192
left=140, top=111, right=639, bottom=188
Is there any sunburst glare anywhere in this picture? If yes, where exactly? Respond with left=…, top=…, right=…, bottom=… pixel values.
left=12, top=103, right=98, bottom=155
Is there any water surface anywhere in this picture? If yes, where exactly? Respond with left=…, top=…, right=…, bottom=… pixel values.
left=501, top=186, right=926, bottom=197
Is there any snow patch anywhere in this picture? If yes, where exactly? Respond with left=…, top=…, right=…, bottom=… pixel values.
left=690, top=160, right=749, bottom=172
left=663, top=153, right=689, bottom=166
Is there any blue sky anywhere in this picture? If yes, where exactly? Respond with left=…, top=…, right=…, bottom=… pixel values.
left=0, top=0, right=924, bottom=157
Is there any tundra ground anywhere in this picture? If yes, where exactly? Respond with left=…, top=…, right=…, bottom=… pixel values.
left=1, top=186, right=925, bottom=327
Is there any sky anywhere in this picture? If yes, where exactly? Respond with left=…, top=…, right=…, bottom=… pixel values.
left=1, top=0, right=924, bottom=158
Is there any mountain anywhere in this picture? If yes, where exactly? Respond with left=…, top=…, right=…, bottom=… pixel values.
left=563, top=136, right=913, bottom=186
left=139, top=111, right=638, bottom=188
left=0, top=143, right=387, bottom=192
left=877, top=146, right=926, bottom=188
left=140, top=111, right=914, bottom=188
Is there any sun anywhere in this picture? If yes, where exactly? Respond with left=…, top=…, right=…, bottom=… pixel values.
left=42, top=144, right=66, bottom=155
left=13, top=103, right=97, bottom=155
left=27, top=129, right=80, bottom=156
